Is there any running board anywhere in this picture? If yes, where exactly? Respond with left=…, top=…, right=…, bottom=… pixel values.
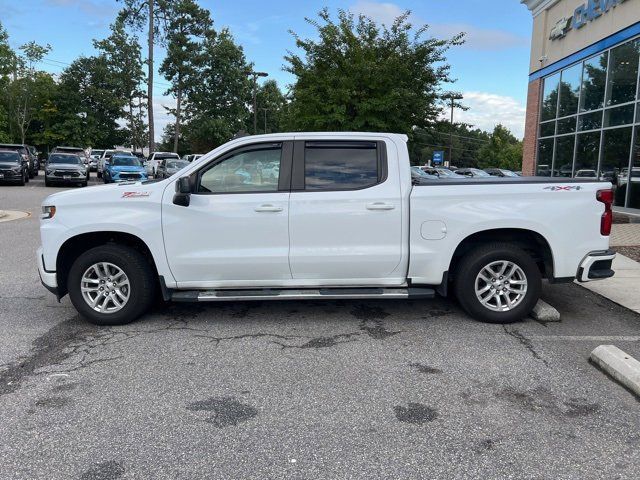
left=171, top=287, right=435, bottom=303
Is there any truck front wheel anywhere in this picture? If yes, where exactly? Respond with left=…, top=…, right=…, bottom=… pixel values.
left=453, top=243, right=541, bottom=324
left=67, top=244, right=156, bottom=326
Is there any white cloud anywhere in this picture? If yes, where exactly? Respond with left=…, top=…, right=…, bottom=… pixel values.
left=350, top=1, right=528, bottom=51
left=153, top=96, right=177, bottom=141
left=446, top=91, right=526, bottom=138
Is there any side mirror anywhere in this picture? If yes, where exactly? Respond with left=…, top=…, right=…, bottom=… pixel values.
left=173, top=176, right=191, bottom=207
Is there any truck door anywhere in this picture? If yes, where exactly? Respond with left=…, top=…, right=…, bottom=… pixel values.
left=288, top=139, right=404, bottom=284
left=162, top=141, right=293, bottom=287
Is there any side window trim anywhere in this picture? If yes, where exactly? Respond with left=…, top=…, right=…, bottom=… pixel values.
left=291, top=139, right=388, bottom=192
left=191, top=141, right=293, bottom=195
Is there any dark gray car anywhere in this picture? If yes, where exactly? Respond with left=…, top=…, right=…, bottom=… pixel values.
left=0, top=150, right=28, bottom=185
left=45, top=153, right=88, bottom=187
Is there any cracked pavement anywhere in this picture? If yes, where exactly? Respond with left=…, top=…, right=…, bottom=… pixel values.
left=2, top=177, right=640, bottom=479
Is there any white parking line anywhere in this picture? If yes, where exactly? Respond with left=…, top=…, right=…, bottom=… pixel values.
left=531, top=335, right=640, bottom=341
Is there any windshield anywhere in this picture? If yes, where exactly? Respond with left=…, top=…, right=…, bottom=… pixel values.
left=471, top=169, right=491, bottom=177
left=49, top=155, right=82, bottom=165
left=501, top=170, right=519, bottom=177
left=105, top=151, right=127, bottom=159
left=112, top=156, right=142, bottom=167
left=577, top=170, right=596, bottom=177
left=0, top=151, right=20, bottom=163
left=92, top=150, right=104, bottom=157
left=167, top=160, right=189, bottom=169
left=155, top=154, right=180, bottom=160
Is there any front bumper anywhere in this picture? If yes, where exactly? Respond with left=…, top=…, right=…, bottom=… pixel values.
left=46, top=174, right=86, bottom=184
left=37, top=247, right=58, bottom=296
left=0, top=170, right=24, bottom=181
left=112, top=173, right=147, bottom=182
left=577, top=249, right=616, bottom=282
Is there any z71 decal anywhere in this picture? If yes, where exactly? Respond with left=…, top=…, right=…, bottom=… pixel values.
left=543, top=186, right=583, bottom=191
left=122, top=191, right=150, bottom=198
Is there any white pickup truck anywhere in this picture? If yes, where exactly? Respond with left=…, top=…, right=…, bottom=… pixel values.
left=37, top=132, right=616, bottom=326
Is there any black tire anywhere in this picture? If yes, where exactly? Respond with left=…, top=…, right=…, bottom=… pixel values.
left=67, top=244, right=156, bottom=326
left=453, top=243, right=541, bottom=324
left=97, top=171, right=102, bottom=179
left=81, top=181, right=88, bottom=187
left=18, top=171, right=26, bottom=186
left=44, top=177, right=50, bottom=187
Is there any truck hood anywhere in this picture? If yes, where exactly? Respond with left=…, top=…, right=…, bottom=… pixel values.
left=42, top=180, right=162, bottom=206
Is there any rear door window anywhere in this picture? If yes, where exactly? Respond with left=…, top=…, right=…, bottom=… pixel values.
left=303, top=141, right=381, bottom=191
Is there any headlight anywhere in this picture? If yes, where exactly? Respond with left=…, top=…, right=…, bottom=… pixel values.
left=41, top=205, right=56, bottom=219
left=12, top=167, right=21, bottom=173
left=46, top=169, right=54, bottom=175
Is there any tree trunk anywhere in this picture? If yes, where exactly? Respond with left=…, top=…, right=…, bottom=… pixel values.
left=147, top=0, right=155, bottom=154
left=129, top=99, right=136, bottom=152
left=173, top=78, right=182, bottom=153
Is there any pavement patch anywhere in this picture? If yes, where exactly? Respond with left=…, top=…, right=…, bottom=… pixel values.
left=187, top=396, right=258, bottom=427
left=80, top=460, right=125, bottom=480
left=590, top=345, right=640, bottom=398
left=0, top=210, right=30, bottom=223
left=394, top=402, right=438, bottom=424
left=408, top=362, right=442, bottom=374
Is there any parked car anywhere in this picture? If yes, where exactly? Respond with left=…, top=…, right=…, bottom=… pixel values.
left=89, top=149, right=105, bottom=172
left=0, top=150, right=29, bottom=185
left=484, top=168, right=519, bottom=178
left=97, top=150, right=128, bottom=178
left=52, top=147, right=89, bottom=181
left=575, top=169, right=598, bottom=179
left=0, top=143, right=36, bottom=179
left=146, top=152, right=180, bottom=177
left=411, top=166, right=438, bottom=183
left=156, top=159, right=190, bottom=179
left=103, top=154, right=148, bottom=183
left=422, top=167, right=466, bottom=179
left=182, top=154, right=204, bottom=163
left=27, top=145, right=40, bottom=173
left=45, top=153, right=88, bottom=187
left=38, top=132, right=616, bottom=327
left=617, top=167, right=640, bottom=187
left=454, top=168, right=492, bottom=178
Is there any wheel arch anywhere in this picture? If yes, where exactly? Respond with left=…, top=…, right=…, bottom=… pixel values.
left=448, top=228, right=555, bottom=282
left=56, top=231, right=159, bottom=298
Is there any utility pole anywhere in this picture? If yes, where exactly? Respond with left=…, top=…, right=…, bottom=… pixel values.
left=443, top=92, right=463, bottom=167
left=247, top=70, right=268, bottom=134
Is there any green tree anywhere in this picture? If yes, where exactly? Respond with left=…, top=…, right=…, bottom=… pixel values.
left=0, top=21, right=14, bottom=142
left=251, top=79, right=287, bottom=134
left=94, top=19, right=147, bottom=151
left=284, top=8, right=462, bottom=134
left=6, top=41, right=52, bottom=143
left=476, top=124, right=523, bottom=171
left=52, top=56, right=127, bottom=148
left=182, top=28, right=252, bottom=151
left=160, top=0, right=212, bottom=153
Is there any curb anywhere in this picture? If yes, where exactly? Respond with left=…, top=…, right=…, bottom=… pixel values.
left=530, top=299, right=560, bottom=323
left=590, top=345, right=640, bottom=398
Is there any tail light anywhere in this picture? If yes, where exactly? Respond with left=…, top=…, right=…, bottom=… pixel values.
left=596, top=189, right=613, bottom=236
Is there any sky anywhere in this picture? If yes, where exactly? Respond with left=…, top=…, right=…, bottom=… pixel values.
left=0, top=0, right=533, bottom=139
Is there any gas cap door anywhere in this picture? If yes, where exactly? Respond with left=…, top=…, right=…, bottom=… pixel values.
left=421, top=220, right=447, bottom=240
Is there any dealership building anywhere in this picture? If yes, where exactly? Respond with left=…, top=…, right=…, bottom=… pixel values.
left=522, top=0, right=640, bottom=209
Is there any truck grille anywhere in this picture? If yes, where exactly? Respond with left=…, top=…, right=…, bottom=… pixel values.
left=119, top=173, right=142, bottom=180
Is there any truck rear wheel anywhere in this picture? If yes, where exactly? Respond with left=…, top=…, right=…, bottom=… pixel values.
left=67, top=244, right=156, bottom=326
left=453, top=243, right=541, bottom=324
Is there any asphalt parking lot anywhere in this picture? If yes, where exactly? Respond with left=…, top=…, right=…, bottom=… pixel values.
left=1, top=174, right=640, bottom=479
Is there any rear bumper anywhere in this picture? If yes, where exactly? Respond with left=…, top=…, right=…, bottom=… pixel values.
left=577, top=249, right=616, bottom=282
left=37, top=247, right=58, bottom=296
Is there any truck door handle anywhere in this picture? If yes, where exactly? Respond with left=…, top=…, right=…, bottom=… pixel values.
left=366, top=202, right=395, bottom=211
left=254, top=204, right=283, bottom=213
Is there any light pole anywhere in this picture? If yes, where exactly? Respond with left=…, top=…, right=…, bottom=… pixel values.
left=261, top=107, right=268, bottom=134
left=247, top=70, right=268, bottom=134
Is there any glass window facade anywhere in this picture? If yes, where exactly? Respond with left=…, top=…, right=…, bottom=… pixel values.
left=536, top=37, right=640, bottom=208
